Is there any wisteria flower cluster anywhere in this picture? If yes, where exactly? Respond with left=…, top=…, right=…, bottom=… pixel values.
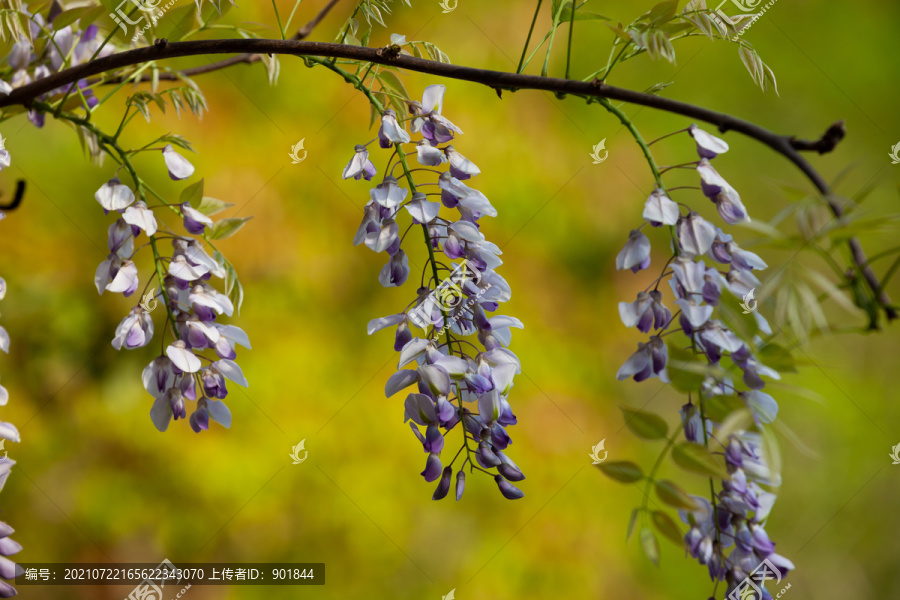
left=0, top=9, right=118, bottom=126
left=0, top=157, right=22, bottom=598
left=94, top=150, right=250, bottom=434
left=608, top=124, right=793, bottom=595
left=343, top=84, right=525, bottom=500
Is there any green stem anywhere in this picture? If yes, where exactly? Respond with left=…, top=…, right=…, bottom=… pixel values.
left=517, top=0, right=544, bottom=74
left=598, top=98, right=664, bottom=189
left=272, top=0, right=286, bottom=39
left=541, top=1, right=567, bottom=77
left=697, top=396, right=723, bottom=593
left=639, top=432, right=678, bottom=513
left=564, top=0, right=575, bottom=80
left=599, top=42, right=631, bottom=83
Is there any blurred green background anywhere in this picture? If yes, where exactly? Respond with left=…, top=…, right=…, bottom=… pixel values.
left=1, top=0, right=899, bottom=598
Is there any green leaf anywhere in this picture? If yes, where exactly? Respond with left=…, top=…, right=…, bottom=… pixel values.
left=605, top=23, right=632, bottom=42
left=757, top=343, right=797, bottom=373
left=208, top=217, right=252, bottom=240
left=197, top=196, right=234, bottom=217
left=644, top=81, right=674, bottom=95
left=379, top=71, right=409, bottom=100
left=77, top=5, right=107, bottom=28
left=620, top=406, right=669, bottom=440
left=158, top=134, right=194, bottom=152
left=704, top=394, right=744, bottom=423
left=644, top=0, right=679, bottom=26
left=52, top=7, right=92, bottom=29
left=640, top=527, right=660, bottom=566
left=179, top=179, right=204, bottom=208
left=671, top=442, right=729, bottom=479
left=655, top=480, right=699, bottom=510
left=558, top=2, right=610, bottom=22
left=666, top=343, right=723, bottom=393
left=597, top=460, right=644, bottom=483
left=651, top=510, right=684, bottom=547
left=627, top=507, right=640, bottom=540
left=716, top=290, right=759, bottom=341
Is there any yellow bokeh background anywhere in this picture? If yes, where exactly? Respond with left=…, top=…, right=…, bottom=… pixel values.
left=0, top=1, right=899, bottom=598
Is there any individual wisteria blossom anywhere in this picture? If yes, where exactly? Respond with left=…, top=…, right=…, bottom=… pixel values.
left=342, top=145, right=377, bottom=181
left=643, top=188, right=679, bottom=226
left=0, top=206, right=21, bottom=597
left=611, top=123, right=791, bottom=591
left=689, top=123, right=729, bottom=158
left=163, top=144, right=196, bottom=180
left=378, top=109, right=411, bottom=146
left=616, top=229, right=651, bottom=272
left=698, top=158, right=749, bottom=224
left=348, top=85, right=524, bottom=500
left=94, top=155, right=250, bottom=434
left=411, top=84, right=463, bottom=145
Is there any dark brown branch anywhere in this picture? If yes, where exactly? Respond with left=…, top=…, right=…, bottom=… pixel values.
left=790, top=120, right=846, bottom=154
left=0, top=38, right=893, bottom=321
left=114, top=0, right=344, bottom=82
left=296, top=0, right=344, bottom=39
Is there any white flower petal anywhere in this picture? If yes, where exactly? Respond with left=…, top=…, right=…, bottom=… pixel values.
left=165, top=343, right=201, bottom=373
left=642, top=189, right=680, bottom=225
left=149, top=395, right=172, bottom=432
left=206, top=399, right=232, bottom=428
left=163, top=144, right=195, bottom=180
left=94, top=180, right=135, bottom=211
left=421, top=84, right=446, bottom=114
left=416, top=142, right=445, bottom=166
left=122, top=202, right=158, bottom=236
left=398, top=337, right=430, bottom=368
left=367, top=314, right=405, bottom=335
left=404, top=194, right=440, bottom=223
left=385, top=369, right=419, bottom=397
left=215, top=359, right=248, bottom=387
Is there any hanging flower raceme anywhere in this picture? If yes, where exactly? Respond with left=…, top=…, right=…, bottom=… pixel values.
left=346, top=84, right=525, bottom=500
left=0, top=194, right=22, bottom=598
left=94, top=154, right=250, bottom=434
left=610, top=124, right=790, bottom=588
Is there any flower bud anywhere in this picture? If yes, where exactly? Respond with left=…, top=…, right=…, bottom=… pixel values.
left=432, top=467, right=452, bottom=500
